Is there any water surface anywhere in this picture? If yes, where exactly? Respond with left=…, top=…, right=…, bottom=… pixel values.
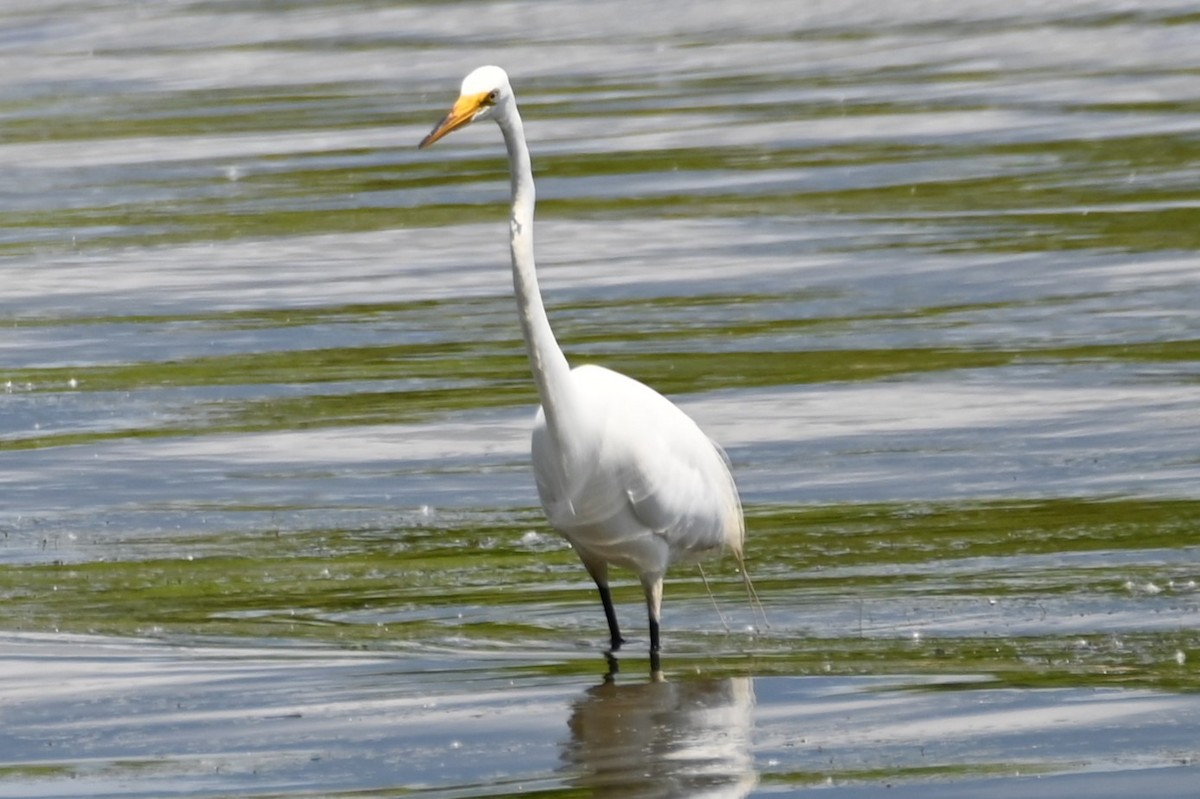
left=2, top=1, right=1199, bottom=796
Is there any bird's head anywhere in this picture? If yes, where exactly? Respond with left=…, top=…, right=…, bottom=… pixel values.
left=419, top=65, right=513, bottom=149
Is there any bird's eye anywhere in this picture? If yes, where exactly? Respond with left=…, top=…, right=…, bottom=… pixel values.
left=486, top=90, right=498, bottom=104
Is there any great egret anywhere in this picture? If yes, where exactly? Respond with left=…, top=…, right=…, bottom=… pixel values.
left=420, top=66, right=756, bottom=666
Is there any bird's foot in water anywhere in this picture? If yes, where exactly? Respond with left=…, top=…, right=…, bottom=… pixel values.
left=602, top=645, right=662, bottom=680
left=602, top=650, right=621, bottom=681
left=602, top=635, right=627, bottom=681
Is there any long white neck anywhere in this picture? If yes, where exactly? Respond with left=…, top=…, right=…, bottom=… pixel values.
left=496, top=103, right=573, bottom=434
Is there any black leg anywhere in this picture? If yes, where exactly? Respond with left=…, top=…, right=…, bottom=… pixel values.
left=597, top=582, right=625, bottom=651
left=648, top=615, right=663, bottom=675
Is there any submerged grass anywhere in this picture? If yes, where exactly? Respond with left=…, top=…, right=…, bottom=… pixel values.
left=3, top=285, right=1198, bottom=450
left=759, top=761, right=1059, bottom=789
left=4, top=10, right=1199, bottom=797
left=5, top=330, right=1197, bottom=400
left=5, top=113, right=1200, bottom=253
left=2, top=497, right=1197, bottom=690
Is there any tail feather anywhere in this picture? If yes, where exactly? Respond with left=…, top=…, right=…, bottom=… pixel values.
left=708, top=436, right=764, bottom=631
left=708, top=436, right=746, bottom=556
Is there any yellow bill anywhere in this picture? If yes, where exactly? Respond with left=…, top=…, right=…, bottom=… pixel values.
left=419, top=91, right=493, bottom=149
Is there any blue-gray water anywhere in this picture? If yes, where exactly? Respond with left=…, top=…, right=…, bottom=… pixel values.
left=2, top=1, right=1199, bottom=796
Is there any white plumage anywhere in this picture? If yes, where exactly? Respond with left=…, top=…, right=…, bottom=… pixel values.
left=532, top=364, right=743, bottom=572
left=420, top=66, right=752, bottom=665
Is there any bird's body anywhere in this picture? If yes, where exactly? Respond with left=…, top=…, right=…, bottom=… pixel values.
left=531, top=363, right=744, bottom=578
left=420, top=66, right=751, bottom=665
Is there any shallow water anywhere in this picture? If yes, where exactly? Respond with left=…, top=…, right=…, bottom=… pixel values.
left=2, top=0, right=1200, bottom=796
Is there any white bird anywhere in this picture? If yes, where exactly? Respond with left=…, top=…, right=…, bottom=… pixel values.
left=420, top=66, right=758, bottom=666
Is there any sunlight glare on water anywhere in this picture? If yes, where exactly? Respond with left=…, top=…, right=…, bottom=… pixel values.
left=2, top=0, right=1200, bottom=796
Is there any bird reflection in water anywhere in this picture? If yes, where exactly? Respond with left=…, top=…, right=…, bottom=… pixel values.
left=562, top=674, right=757, bottom=798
